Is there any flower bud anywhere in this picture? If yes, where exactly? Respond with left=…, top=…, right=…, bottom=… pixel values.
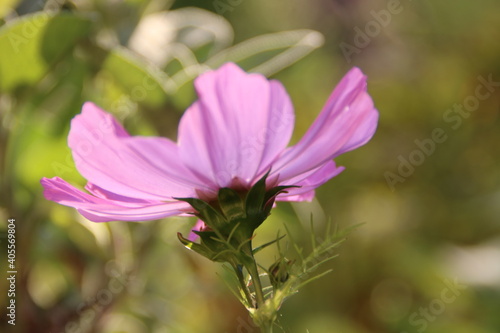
left=269, top=258, right=293, bottom=288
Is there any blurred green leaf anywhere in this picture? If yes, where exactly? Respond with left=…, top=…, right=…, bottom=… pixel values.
left=0, top=12, right=91, bottom=92
left=102, top=47, right=169, bottom=107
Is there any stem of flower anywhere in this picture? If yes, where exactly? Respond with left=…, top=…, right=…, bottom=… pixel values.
left=245, top=258, right=275, bottom=333
left=232, top=263, right=255, bottom=308
left=245, top=258, right=265, bottom=308
left=258, top=320, right=274, bottom=333
left=239, top=240, right=265, bottom=308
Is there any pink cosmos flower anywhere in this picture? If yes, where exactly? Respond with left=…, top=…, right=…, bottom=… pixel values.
left=41, top=63, right=378, bottom=223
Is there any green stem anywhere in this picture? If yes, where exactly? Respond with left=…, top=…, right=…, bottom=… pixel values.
left=245, top=258, right=265, bottom=308
left=232, top=263, right=254, bottom=308
left=242, top=251, right=275, bottom=332
left=258, top=320, right=274, bottom=333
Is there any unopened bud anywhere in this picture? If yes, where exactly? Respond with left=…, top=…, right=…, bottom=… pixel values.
left=269, top=258, right=293, bottom=287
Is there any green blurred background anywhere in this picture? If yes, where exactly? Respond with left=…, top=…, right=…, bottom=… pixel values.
left=1, top=0, right=500, bottom=332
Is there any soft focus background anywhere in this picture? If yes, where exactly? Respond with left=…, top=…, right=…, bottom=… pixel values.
left=1, top=0, right=500, bottom=332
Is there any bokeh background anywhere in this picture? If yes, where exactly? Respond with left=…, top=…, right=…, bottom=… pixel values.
left=1, top=0, right=500, bottom=332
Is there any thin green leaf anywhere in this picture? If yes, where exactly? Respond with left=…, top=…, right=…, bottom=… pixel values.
left=296, top=269, right=333, bottom=290
left=253, top=234, right=286, bottom=255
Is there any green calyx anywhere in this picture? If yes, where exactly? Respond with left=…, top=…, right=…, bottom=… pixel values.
left=176, top=172, right=297, bottom=264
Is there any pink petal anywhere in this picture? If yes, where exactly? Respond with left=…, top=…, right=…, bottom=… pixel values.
left=276, top=190, right=316, bottom=202
left=41, top=177, right=192, bottom=222
left=84, top=183, right=155, bottom=203
left=178, top=63, right=295, bottom=188
left=272, top=67, right=378, bottom=182
left=69, top=102, right=209, bottom=201
left=277, top=161, right=344, bottom=202
left=187, top=219, right=206, bottom=241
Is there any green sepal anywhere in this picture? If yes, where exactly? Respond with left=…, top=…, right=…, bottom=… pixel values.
left=262, top=185, right=299, bottom=215
left=245, top=170, right=270, bottom=217
left=175, top=197, right=225, bottom=230
left=218, top=188, right=246, bottom=221
left=194, top=230, right=236, bottom=262
left=245, top=172, right=299, bottom=229
left=177, top=171, right=301, bottom=265
left=177, top=232, right=221, bottom=262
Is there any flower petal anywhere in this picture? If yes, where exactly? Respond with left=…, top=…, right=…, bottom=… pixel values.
left=272, top=67, right=378, bottom=182
left=84, top=183, right=155, bottom=203
left=178, top=63, right=295, bottom=188
left=276, top=190, right=315, bottom=202
left=187, top=219, right=205, bottom=241
left=41, top=177, right=191, bottom=222
left=277, top=160, right=344, bottom=202
left=69, top=102, right=209, bottom=201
